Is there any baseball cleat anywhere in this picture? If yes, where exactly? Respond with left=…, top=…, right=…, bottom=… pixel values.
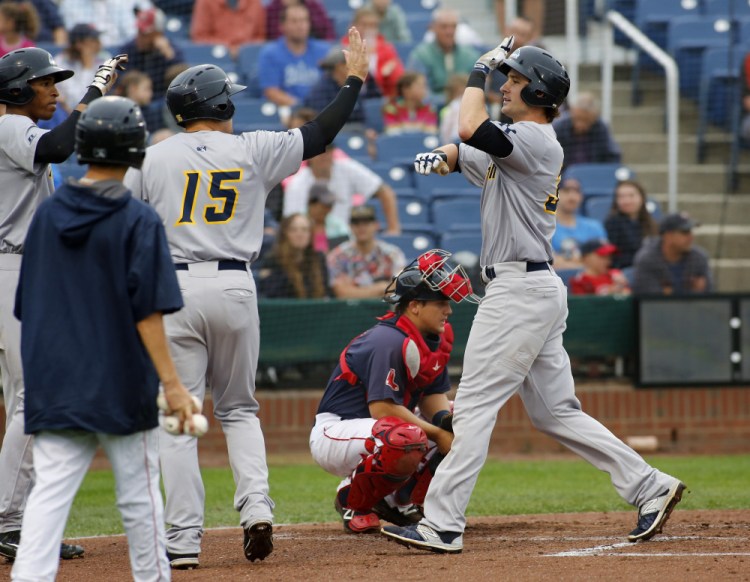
left=244, top=521, right=273, bottom=561
left=372, top=499, right=423, bottom=527
left=628, top=480, right=687, bottom=542
left=167, top=551, right=199, bottom=569
left=60, top=541, right=85, bottom=560
left=381, top=523, right=463, bottom=554
left=0, top=531, right=84, bottom=561
left=334, top=496, right=380, bottom=534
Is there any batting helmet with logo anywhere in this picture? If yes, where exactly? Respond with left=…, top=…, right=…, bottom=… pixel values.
left=498, top=45, right=570, bottom=109
left=0, top=47, right=74, bottom=105
left=166, top=64, right=246, bottom=127
left=384, top=249, right=480, bottom=305
left=75, top=96, right=148, bottom=169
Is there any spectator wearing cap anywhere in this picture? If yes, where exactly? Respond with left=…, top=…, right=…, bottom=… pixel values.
left=54, top=23, right=110, bottom=112
left=341, top=7, right=403, bottom=99
left=257, top=3, right=331, bottom=108
left=551, top=177, right=607, bottom=270
left=326, top=205, right=407, bottom=299
left=190, top=0, right=266, bottom=58
left=632, top=212, right=713, bottom=296
left=307, top=182, right=350, bottom=253
left=59, top=0, right=139, bottom=47
left=552, top=92, right=622, bottom=172
left=302, top=44, right=373, bottom=130
left=283, top=144, right=401, bottom=234
left=569, top=239, right=630, bottom=296
left=265, top=0, right=335, bottom=41
left=256, top=213, right=331, bottom=299
left=117, top=7, right=185, bottom=99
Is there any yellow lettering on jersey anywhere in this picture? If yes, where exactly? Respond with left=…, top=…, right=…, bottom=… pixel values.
left=544, top=168, right=563, bottom=215
left=204, top=169, right=242, bottom=224
left=485, top=164, right=497, bottom=181
left=175, top=171, right=200, bottom=225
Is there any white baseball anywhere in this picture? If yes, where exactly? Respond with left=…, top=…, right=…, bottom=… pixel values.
left=191, top=395, right=203, bottom=414
left=157, top=393, right=169, bottom=412
left=185, top=414, right=209, bottom=438
left=162, top=415, right=181, bottom=435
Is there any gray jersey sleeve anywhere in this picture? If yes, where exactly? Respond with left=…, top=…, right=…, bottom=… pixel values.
left=241, top=129, right=305, bottom=191
left=0, top=115, right=50, bottom=175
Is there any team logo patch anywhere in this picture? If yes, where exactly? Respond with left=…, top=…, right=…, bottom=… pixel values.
left=93, top=147, right=107, bottom=159
left=386, top=369, right=399, bottom=392
left=196, top=145, right=207, bottom=152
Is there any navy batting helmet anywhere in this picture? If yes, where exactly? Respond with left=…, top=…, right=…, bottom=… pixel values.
left=0, top=47, right=74, bottom=105
left=75, top=96, right=148, bottom=169
left=384, top=249, right=480, bottom=305
left=166, top=64, right=246, bottom=127
left=498, top=46, right=570, bottom=110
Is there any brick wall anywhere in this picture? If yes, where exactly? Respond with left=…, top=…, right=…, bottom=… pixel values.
left=3, top=381, right=750, bottom=466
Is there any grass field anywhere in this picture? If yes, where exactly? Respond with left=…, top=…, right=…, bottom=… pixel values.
left=64, top=454, right=750, bottom=537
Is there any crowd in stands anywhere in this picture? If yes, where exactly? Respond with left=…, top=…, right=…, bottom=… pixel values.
left=0, top=0, right=716, bottom=302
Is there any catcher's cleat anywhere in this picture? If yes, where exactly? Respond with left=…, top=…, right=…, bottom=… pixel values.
left=628, top=480, right=687, bottom=542
left=244, top=521, right=273, bottom=561
left=372, top=499, right=423, bottom=526
left=0, top=530, right=84, bottom=562
left=381, top=523, right=463, bottom=554
left=167, top=551, right=199, bottom=569
left=334, top=496, right=380, bottom=534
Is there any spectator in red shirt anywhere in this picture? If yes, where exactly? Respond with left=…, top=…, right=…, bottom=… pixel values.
left=569, top=239, right=631, bottom=296
left=191, top=0, right=266, bottom=58
left=265, top=0, right=334, bottom=41
left=383, top=71, right=437, bottom=135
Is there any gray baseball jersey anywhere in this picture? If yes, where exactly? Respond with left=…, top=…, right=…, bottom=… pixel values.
left=124, top=128, right=304, bottom=262
left=0, top=115, right=53, bottom=253
left=458, top=121, right=562, bottom=266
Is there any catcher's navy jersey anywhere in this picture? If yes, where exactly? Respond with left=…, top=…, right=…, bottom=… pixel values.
left=317, top=316, right=450, bottom=420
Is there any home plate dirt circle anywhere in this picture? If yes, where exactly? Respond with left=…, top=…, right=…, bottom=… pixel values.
left=2, top=510, right=748, bottom=581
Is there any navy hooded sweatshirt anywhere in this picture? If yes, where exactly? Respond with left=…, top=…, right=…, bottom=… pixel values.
left=15, top=179, right=183, bottom=435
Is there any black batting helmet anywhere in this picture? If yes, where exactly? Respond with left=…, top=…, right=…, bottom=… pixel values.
left=384, top=249, right=480, bottom=305
left=498, top=46, right=570, bottom=110
left=75, top=96, right=148, bottom=169
left=166, top=64, right=246, bottom=127
left=0, top=47, right=74, bottom=105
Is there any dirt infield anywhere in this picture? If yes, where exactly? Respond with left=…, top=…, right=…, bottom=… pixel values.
left=3, top=510, right=748, bottom=581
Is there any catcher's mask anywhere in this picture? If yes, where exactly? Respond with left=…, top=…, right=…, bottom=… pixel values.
left=384, top=249, right=481, bottom=305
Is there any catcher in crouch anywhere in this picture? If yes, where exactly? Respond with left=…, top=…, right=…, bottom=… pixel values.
left=309, top=249, right=480, bottom=533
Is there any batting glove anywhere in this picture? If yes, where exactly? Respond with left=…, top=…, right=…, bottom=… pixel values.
left=89, top=54, right=128, bottom=95
left=414, top=151, right=448, bottom=175
left=474, top=35, right=515, bottom=74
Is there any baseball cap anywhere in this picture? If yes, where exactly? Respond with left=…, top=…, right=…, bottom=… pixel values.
left=659, top=212, right=699, bottom=234
left=137, top=8, right=166, bottom=34
left=319, top=45, right=346, bottom=69
left=579, top=238, right=617, bottom=257
left=350, top=205, right=377, bottom=223
left=69, top=23, right=101, bottom=42
left=308, top=182, right=335, bottom=206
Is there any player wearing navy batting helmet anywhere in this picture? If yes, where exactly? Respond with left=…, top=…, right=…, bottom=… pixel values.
left=382, top=39, right=686, bottom=554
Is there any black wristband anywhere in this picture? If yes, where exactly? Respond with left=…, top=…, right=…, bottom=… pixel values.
left=344, top=75, right=364, bottom=91
left=467, top=70, right=487, bottom=90
left=79, top=86, right=102, bottom=106
left=432, top=410, right=451, bottom=427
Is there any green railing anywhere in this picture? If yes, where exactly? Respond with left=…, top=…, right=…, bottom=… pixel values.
left=257, top=296, right=635, bottom=365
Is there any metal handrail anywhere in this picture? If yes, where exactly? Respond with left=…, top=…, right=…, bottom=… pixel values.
left=602, top=10, right=679, bottom=213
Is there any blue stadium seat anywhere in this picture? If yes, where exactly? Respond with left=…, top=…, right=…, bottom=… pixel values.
left=330, top=10, right=353, bottom=38
left=232, top=99, right=285, bottom=132
left=369, top=161, right=417, bottom=189
left=564, top=163, right=635, bottom=195
left=413, top=168, right=471, bottom=199
left=382, top=232, right=436, bottom=257
left=56, top=161, right=86, bottom=181
left=429, top=188, right=481, bottom=201
left=325, top=0, right=358, bottom=11
left=375, top=132, right=441, bottom=164
left=405, top=13, right=432, bottom=41
left=556, top=268, right=584, bottom=288
left=236, top=42, right=266, bottom=97
left=666, top=15, right=733, bottom=100
left=738, top=16, right=750, bottom=44
left=362, top=97, right=385, bottom=133
left=431, top=198, right=481, bottom=231
left=394, top=41, right=418, bottom=65
left=703, top=0, right=750, bottom=16
left=645, top=197, right=663, bottom=221
left=606, top=0, right=637, bottom=48
left=369, top=196, right=430, bottom=229
left=334, top=130, right=371, bottom=160
left=582, top=195, right=613, bottom=222
left=400, top=0, right=441, bottom=15
left=176, top=42, right=235, bottom=71
left=440, top=231, right=482, bottom=256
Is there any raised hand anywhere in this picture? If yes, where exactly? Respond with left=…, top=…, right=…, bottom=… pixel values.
left=343, top=26, right=369, bottom=82
left=90, top=54, right=128, bottom=95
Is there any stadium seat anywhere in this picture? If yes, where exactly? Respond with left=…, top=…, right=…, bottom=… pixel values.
left=645, top=197, right=663, bottom=221
left=231, top=99, right=285, bottom=132
left=393, top=41, right=418, bottom=65
left=414, top=167, right=472, bottom=199
left=334, top=130, right=371, bottom=160
left=362, top=97, right=385, bottom=133
left=703, top=0, right=750, bottom=16
left=330, top=10, right=352, bottom=38
left=431, top=198, right=481, bottom=231
left=382, top=232, right=436, bottom=257
left=400, top=0, right=441, bottom=15
left=369, top=196, right=430, bottom=229
left=666, top=15, right=734, bottom=100
left=582, top=195, right=613, bottom=222
left=564, top=163, right=635, bottom=194
left=440, top=231, right=482, bottom=257
left=375, top=133, right=441, bottom=164
left=369, top=161, right=417, bottom=190
left=405, top=13, right=432, bottom=41
left=177, top=43, right=234, bottom=71
left=236, top=42, right=266, bottom=97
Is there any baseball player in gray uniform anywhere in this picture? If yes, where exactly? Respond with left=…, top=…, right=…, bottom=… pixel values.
left=382, top=40, right=686, bottom=554
left=0, top=47, right=126, bottom=562
left=124, top=27, right=370, bottom=569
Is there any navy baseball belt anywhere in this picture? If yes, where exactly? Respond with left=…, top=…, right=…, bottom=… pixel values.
left=175, top=260, right=247, bottom=271
left=483, top=261, right=550, bottom=281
